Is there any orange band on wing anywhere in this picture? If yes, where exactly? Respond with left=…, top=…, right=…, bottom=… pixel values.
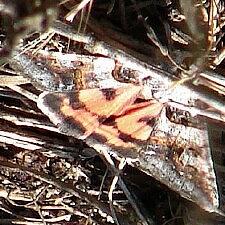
left=78, top=85, right=142, bottom=116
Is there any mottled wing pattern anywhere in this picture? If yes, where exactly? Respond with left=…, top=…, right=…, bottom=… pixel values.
left=38, top=84, right=163, bottom=150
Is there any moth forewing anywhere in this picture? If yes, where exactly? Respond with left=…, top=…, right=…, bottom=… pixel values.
left=37, top=82, right=220, bottom=213
left=137, top=106, right=219, bottom=213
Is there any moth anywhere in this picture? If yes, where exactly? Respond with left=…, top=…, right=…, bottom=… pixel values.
left=21, top=49, right=219, bottom=214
